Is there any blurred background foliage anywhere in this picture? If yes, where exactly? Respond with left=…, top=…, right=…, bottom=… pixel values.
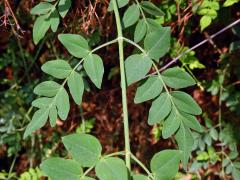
left=0, top=0, right=240, bottom=179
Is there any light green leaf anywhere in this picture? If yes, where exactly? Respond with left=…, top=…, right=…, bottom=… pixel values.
left=125, top=54, right=152, bottom=85
left=32, top=97, right=53, bottom=108
left=162, top=110, right=180, bottom=139
left=140, top=1, right=165, bottom=16
left=34, top=81, right=61, bottom=97
left=50, top=9, right=60, bottom=32
left=134, top=76, right=163, bottom=104
left=82, top=177, right=95, bottom=180
left=233, top=168, right=240, bottom=180
left=56, top=87, right=69, bottom=120
left=49, top=105, right=57, bottom=127
left=33, top=15, right=51, bottom=45
left=223, top=0, right=239, bottom=7
left=148, top=93, right=171, bottom=125
left=171, top=91, right=202, bottom=115
left=162, top=67, right=196, bottom=89
left=58, top=0, right=72, bottom=18
left=123, top=4, right=140, bottom=28
left=134, top=19, right=147, bottom=43
left=58, top=34, right=89, bottom=58
left=95, top=157, right=128, bottom=180
left=41, top=59, right=72, bottom=79
left=144, top=27, right=171, bottom=61
left=62, top=133, right=102, bottom=167
left=84, top=54, right=104, bottom=89
left=40, top=158, right=83, bottom=180
left=132, top=174, right=148, bottom=180
left=200, top=16, right=212, bottom=31
left=31, top=2, right=53, bottom=15
left=150, top=150, right=181, bottom=180
left=24, top=108, right=49, bottom=139
left=108, top=0, right=129, bottom=11
left=67, top=71, right=84, bottom=104
left=175, top=123, right=194, bottom=169
left=180, top=112, right=203, bottom=132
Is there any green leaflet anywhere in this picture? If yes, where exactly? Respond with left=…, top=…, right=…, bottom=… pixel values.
left=162, top=110, right=181, bottom=139
left=162, top=67, right=196, bottom=89
left=171, top=91, right=202, bottom=115
left=50, top=9, right=60, bottom=32
left=84, top=54, right=104, bottom=89
left=32, top=97, right=53, bottom=108
left=134, top=19, right=147, bottom=43
left=58, top=34, right=90, bottom=58
left=58, top=0, right=72, bottom=18
left=30, top=2, right=53, bottom=15
left=41, top=59, right=72, bottom=79
left=62, top=134, right=102, bottom=167
left=23, top=108, right=49, bottom=139
left=148, top=93, right=171, bottom=125
left=34, top=81, right=61, bottom=97
left=144, top=27, right=171, bottom=61
left=67, top=71, right=84, bottom=105
left=40, top=158, right=83, bottom=180
left=134, top=76, right=163, bottom=104
left=49, top=105, right=58, bottom=127
left=56, top=87, right=70, bottom=120
left=146, top=18, right=162, bottom=32
left=95, top=157, right=128, bottom=180
left=33, top=15, right=51, bottom=45
left=132, top=174, right=148, bottom=180
left=123, top=4, right=140, bottom=28
left=125, top=54, right=152, bottom=85
left=150, top=150, right=181, bottom=180
left=175, top=123, right=194, bottom=170
left=179, top=111, right=203, bottom=132
left=140, top=1, right=165, bottom=16
left=200, top=15, right=212, bottom=31
left=108, top=0, right=129, bottom=11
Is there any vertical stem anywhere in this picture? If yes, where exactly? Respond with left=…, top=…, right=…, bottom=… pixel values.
left=112, top=0, right=131, bottom=170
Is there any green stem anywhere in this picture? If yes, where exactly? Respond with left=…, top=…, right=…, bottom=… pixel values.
left=103, top=151, right=125, bottom=158
left=130, top=153, right=154, bottom=179
left=112, top=0, right=131, bottom=170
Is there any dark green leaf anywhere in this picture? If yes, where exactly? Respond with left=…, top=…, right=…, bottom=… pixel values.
left=67, top=71, right=84, bottom=104
left=171, top=91, right=202, bottom=115
left=108, top=0, right=129, bottom=11
left=180, top=112, right=203, bottom=132
left=31, top=2, right=53, bottom=15
left=95, top=157, right=128, bottom=180
left=40, top=158, right=83, bottom=180
left=150, top=150, right=181, bottom=180
left=58, top=34, right=89, bottom=58
left=125, top=54, right=152, bottom=85
left=134, top=19, right=147, bottom=43
left=144, top=27, right=170, bottom=60
left=162, top=110, right=180, bottom=139
left=134, top=76, right=163, bottom=104
left=84, top=54, right=104, bottom=89
left=123, top=4, right=140, bottom=28
left=56, top=88, right=69, bottom=120
left=41, top=59, right=72, bottom=79
left=148, top=93, right=171, bottom=125
left=50, top=9, right=60, bottom=32
left=62, top=134, right=102, bottom=167
left=162, top=67, right=196, bottom=89
left=58, top=0, right=72, bottom=18
left=34, top=81, right=61, bottom=97
left=140, top=1, right=165, bottom=16
left=24, top=108, right=49, bottom=139
left=175, top=123, right=194, bottom=170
